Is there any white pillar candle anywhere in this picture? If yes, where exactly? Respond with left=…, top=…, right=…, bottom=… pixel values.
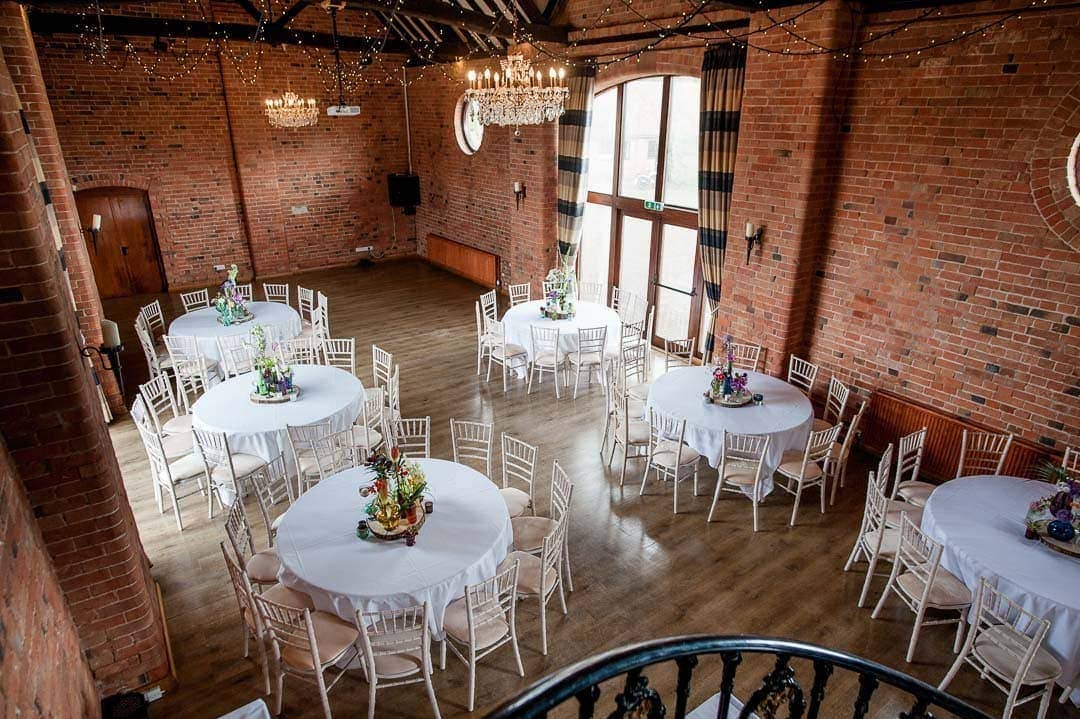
left=745, top=221, right=754, bottom=237
left=92, top=214, right=102, bottom=231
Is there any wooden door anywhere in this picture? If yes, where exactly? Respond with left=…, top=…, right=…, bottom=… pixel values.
left=75, top=187, right=166, bottom=299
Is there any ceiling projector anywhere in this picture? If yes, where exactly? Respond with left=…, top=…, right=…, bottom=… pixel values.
left=327, top=105, right=361, bottom=117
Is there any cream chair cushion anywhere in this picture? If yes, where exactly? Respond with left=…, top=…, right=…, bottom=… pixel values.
left=652, top=440, right=700, bottom=467
left=162, top=431, right=194, bottom=460
left=896, top=569, right=971, bottom=608
left=721, top=462, right=759, bottom=486
left=777, top=458, right=823, bottom=480
left=245, top=548, right=281, bottom=584
left=973, top=625, right=1062, bottom=684
left=627, top=382, right=651, bottom=402
left=243, top=584, right=313, bottom=630
left=213, top=453, right=266, bottom=481
left=533, top=351, right=559, bottom=366
left=568, top=351, right=603, bottom=365
left=863, top=528, right=900, bottom=557
left=162, top=414, right=193, bottom=435
left=500, top=551, right=556, bottom=595
left=623, top=420, right=651, bottom=445
left=443, top=597, right=509, bottom=650
left=811, top=417, right=836, bottom=433
left=280, top=611, right=359, bottom=671
left=373, top=649, right=424, bottom=678
left=500, top=487, right=531, bottom=518
left=167, top=453, right=205, bottom=481
left=511, top=516, right=556, bottom=553
left=493, top=343, right=527, bottom=360
left=896, top=481, right=934, bottom=507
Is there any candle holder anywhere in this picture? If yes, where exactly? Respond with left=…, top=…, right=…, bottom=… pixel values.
left=745, top=223, right=764, bottom=265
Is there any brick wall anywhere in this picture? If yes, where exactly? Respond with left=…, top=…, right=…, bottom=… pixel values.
left=34, top=35, right=413, bottom=289
left=407, top=58, right=559, bottom=293
left=0, top=27, right=170, bottom=694
left=0, top=438, right=99, bottom=718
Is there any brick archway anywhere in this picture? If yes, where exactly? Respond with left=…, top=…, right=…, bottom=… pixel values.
left=593, top=48, right=703, bottom=93
left=1030, top=83, right=1080, bottom=253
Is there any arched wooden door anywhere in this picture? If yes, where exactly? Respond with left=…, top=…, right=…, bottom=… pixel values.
left=75, top=187, right=166, bottom=299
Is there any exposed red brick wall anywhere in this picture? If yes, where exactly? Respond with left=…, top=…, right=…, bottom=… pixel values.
left=0, top=4, right=123, bottom=414
left=0, top=437, right=99, bottom=718
left=407, top=58, right=559, bottom=293
left=0, top=28, right=170, bottom=693
left=34, top=34, right=413, bottom=289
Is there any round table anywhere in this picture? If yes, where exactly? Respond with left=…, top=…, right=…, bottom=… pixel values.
left=646, top=367, right=814, bottom=496
left=192, top=365, right=365, bottom=498
left=167, top=301, right=301, bottom=365
left=275, top=459, right=513, bottom=638
left=502, top=300, right=622, bottom=365
left=922, top=476, right=1080, bottom=699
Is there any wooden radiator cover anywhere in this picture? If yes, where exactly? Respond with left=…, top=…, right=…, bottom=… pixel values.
left=424, top=234, right=499, bottom=289
left=862, top=389, right=1056, bottom=483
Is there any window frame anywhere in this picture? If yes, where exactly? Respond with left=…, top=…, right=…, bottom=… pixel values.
left=580, top=76, right=704, bottom=352
left=454, top=94, right=484, bottom=155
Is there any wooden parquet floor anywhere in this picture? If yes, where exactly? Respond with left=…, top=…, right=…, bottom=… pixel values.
left=102, top=260, right=1077, bottom=719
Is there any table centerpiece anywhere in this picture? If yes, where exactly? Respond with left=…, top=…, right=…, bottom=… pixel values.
left=704, top=334, right=752, bottom=406
left=541, top=259, right=576, bottom=320
left=248, top=324, right=299, bottom=403
left=359, top=446, right=428, bottom=543
left=1024, top=463, right=1080, bottom=558
left=214, top=263, right=253, bottom=326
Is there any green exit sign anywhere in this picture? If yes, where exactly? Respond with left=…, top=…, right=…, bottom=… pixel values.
left=643, top=200, right=665, bottom=212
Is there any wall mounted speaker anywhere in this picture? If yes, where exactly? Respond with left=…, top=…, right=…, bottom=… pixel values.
left=387, top=173, right=420, bottom=209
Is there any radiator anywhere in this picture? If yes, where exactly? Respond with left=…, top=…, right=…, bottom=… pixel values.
left=862, top=390, right=1055, bottom=483
left=424, top=234, right=500, bottom=288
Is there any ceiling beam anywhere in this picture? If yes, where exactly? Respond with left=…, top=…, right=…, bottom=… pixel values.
left=338, top=0, right=569, bottom=43
left=269, top=0, right=309, bottom=28
left=25, top=9, right=474, bottom=59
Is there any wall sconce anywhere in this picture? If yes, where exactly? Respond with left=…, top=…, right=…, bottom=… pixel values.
left=85, top=213, right=102, bottom=253
left=744, top=221, right=763, bottom=265
left=513, top=182, right=527, bottom=209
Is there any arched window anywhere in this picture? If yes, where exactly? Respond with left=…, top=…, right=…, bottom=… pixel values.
left=579, top=75, right=703, bottom=349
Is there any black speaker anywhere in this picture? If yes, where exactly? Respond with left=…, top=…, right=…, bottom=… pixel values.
left=387, top=173, right=420, bottom=208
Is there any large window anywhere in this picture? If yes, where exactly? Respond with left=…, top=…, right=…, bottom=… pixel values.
left=580, top=76, right=702, bottom=349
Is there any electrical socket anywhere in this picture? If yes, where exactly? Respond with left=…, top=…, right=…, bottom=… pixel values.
left=355, top=246, right=374, bottom=253
left=213, top=264, right=226, bottom=271
left=143, top=686, right=165, bottom=703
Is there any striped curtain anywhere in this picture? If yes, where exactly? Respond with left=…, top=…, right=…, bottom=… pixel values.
left=556, top=69, right=596, bottom=265
left=698, top=43, right=747, bottom=360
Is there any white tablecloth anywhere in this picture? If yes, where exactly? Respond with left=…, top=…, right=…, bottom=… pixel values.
left=217, top=699, right=271, bottom=719
left=502, top=300, right=622, bottom=364
left=167, top=301, right=301, bottom=364
left=192, top=365, right=364, bottom=498
left=922, top=476, right=1080, bottom=698
left=275, top=459, right=513, bottom=638
left=646, top=367, right=814, bottom=496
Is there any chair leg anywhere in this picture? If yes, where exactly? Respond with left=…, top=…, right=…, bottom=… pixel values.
left=953, top=613, right=966, bottom=653
left=315, top=666, right=333, bottom=719
left=789, top=483, right=804, bottom=527
left=618, top=445, right=629, bottom=487
left=573, top=362, right=581, bottom=399
left=752, top=497, right=759, bottom=532
left=439, top=639, right=446, bottom=670
left=819, top=481, right=827, bottom=514
left=857, top=554, right=880, bottom=608
left=843, top=535, right=863, bottom=572
left=486, top=354, right=494, bottom=382
left=938, top=651, right=964, bottom=693
left=1059, top=685, right=1074, bottom=704
left=539, top=595, right=549, bottom=656
left=563, top=538, right=574, bottom=592
left=258, top=634, right=271, bottom=696
left=466, top=646, right=477, bottom=712
left=1035, top=685, right=1054, bottom=719
left=273, top=656, right=286, bottom=716
left=510, top=621, right=525, bottom=676
left=638, top=460, right=651, bottom=497
left=707, top=476, right=724, bottom=523
left=906, top=604, right=929, bottom=662
left=423, top=663, right=442, bottom=719
left=527, top=364, right=535, bottom=395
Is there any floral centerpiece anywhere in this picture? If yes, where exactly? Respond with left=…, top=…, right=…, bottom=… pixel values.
left=541, top=257, right=576, bottom=320
left=359, top=445, right=428, bottom=541
left=214, top=264, right=252, bottom=326
left=248, top=324, right=297, bottom=403
left=1024, top=463, right=1079, bottom=555
left=705, top=334, right=752, bottom=406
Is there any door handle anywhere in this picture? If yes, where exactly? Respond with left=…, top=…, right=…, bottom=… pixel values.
left=121, top=246, right=129, bottom=256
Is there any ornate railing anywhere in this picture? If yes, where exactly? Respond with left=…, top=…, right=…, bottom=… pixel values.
left=486, top=635, right=990, bottom=719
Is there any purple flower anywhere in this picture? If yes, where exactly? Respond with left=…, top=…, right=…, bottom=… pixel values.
left=1055, top=509, right=1073, bottom=522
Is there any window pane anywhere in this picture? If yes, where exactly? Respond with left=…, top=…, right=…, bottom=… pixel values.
left=662, top=77, right=700, bottom=209
left=655, top=224, right=697, bottom=341
left=618, top=77, right=664, bottom=201
left=618, top=215, right=653, bottom=301
left=587, top=90, right=617, bottom=195
left=579, top=203, right=611, bottom=297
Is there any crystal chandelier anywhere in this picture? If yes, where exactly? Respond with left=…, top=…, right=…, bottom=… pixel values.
left=465, top=55, right=568, bottom=128
left=264, top=92, right=319, bottom=129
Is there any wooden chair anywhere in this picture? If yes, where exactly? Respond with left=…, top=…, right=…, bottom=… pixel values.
left=479, top=289, right=498, bottom=327
left=320, top=338, right=356, bottom=374
left=180, top=288, right=210, bottom=313
left=135, top=322, right=172, bottom=376
left=827, top=400, right=868, bottom=505
left=606, top=374, right=651, bottom=488
left=262, top=282, right=290, bottom=305
left=194, top=428, right=268, bottom=516
left=450, top=418, right=494, bottom=478
left=568, top=326, right=607, bottom=398
left=245, top=453, right=295, bottom=544
left=640, top=406, right=700, bottom=514
left=138, top=371, right=193, bottom=437
left=371, top=344, right=393, bottom=393
left=663, top=337, right=695, bottom=372
left=164, top=333, right=221, bottom=381
left=957, top=430, right=1013, bottom=477
left=138, top=299, right=166, bottom=338
left=223, top=494, right=281, bottom=590
left=707, top=431, right=770, bottom=531
left=775, top=423, right=843, bottom=526
left=812, top=376, right=850, bottom=431
left=131, top=388, right=192, bottom=462
left=871, top=514, right=971, bottom=662
left=844, top=474, right=900, bottom=607
left=500, top=518, right=568, bottom=655
left=508, top=283, right=531, bottom=306
left=385, top=365, right=402, bottom=422
left=220, top=542, right=313, bottom=696
left=499, top=433, right=538, bottom=518
left=728, top=342, right=762, bottom=372
left=236, top=283, right=253, bottom=303
left=527, top=325, right=562, bottom=398
left=484, top=319, right=528, bottom=394
left=891, top=428, right=932, bottom=507
left=392, top=416, right=431, bottom=459
left=297, top=286, right=315, bottom=325
left=352, top=394, right=387, bottom=455
left=355, top=603, right=441, bottom=719
left=131, top=396, right=205, bottom=531
left=286, top=421, right=342, bottom=493
left=474, top=301, right=497, bottom=376
left=251, top=594, right=360, bottom=719
left=787, top=355, right=819, bottom=396
left=940, top=578, right=1061, bottom=719
left=1063, top=446, right=1080, bottom=480
left=276, top=336, right=318, bottom=365
left=576, top=281, right=605, bottom=305
left=218, top=333, right=256, bottom=377
left=439, top=562, right=524, bottom=711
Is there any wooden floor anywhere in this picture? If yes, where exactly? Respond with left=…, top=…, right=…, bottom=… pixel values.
left=103, top=260, right=1077, bottom=719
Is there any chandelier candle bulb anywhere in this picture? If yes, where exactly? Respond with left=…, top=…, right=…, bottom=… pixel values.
left=464, top=54, right=570, bottom=128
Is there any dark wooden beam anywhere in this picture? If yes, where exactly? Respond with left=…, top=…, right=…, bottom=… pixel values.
left=340, top=0, right=569, bottom=43
left=569, top=17, right=747, bottom=46
left=234, top=0, right=265, bottom=21
left=269, top=0, right=309, bottom=29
